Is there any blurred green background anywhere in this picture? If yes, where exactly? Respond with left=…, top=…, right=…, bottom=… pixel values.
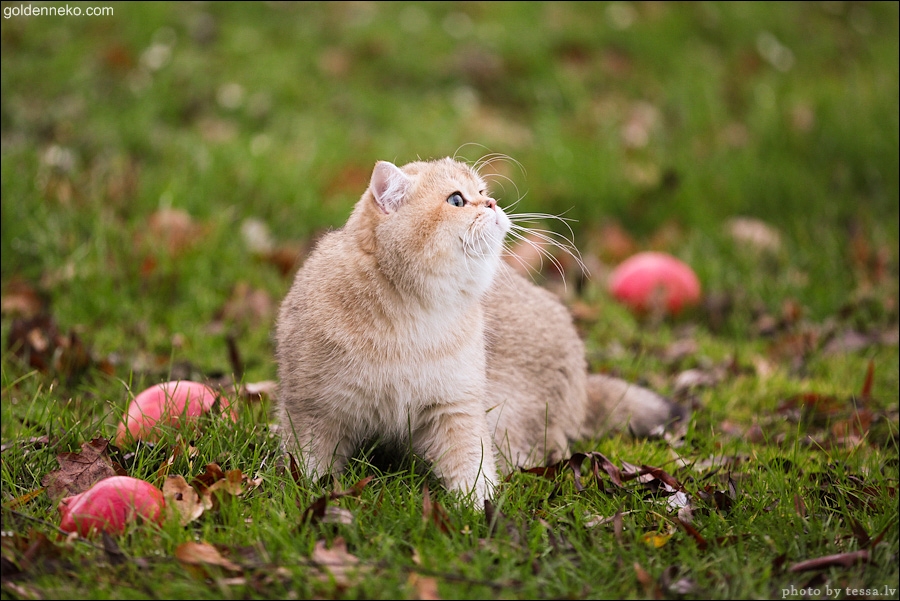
left=2, top=1, right=898, bottom=384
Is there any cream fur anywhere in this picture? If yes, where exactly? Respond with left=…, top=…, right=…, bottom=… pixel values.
left=275, top=157, right=686, bottom=507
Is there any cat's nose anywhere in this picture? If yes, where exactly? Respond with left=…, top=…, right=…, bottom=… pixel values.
left=485, top=198, right=496, bottom=210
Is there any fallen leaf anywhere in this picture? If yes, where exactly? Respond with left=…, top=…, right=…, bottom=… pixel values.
left=311, top=536, right=361, bottom=588
left=408, top=573, right=441, bottom=600
left=519, top=461, right=563, bottom=481
left=192, top=463, right=243, bottom=497
left=633, top=562, right=660, bottom=598
left=240, top=217, right=274, bottom=255
left=331, top=475, right=373, bottom=500
left=42, top=438, right=125, bottom=500
left=260, top=242, right=307, bottom=277
left=210, top=282, right=274, bottom=331
left=676, top=518, right=707, bottom=550
left=587, top=220, right=637, bottom=264
left=101, top=532, right=128, bottom=566
left=484, top=499, right=521, bottom=543
left=422, top=485, right=453, bottom=534
left=659, top=565, right=696, bottom=595
left=725, top=217, right=782, bottom=253
left=163, top=474, right=206, bottom=525
left=7, top=314, right=94, bottom=379
left=143, top=208, right=205, bottom=256
left=567, top=453, right=588, bottom=492
left=321, top=506, right=354, bottom=525
left=696, top=478, right=738, bottom=514
left=642, top=529, right=674, bottom=548
left=590, top=452, right=625, bottom=488
left=301, top=493, right=329, bottom=524
left=287, top=452, right=303, bottom=486
left=176, top=541, right=242, bottom=575
left=1, top=529, right=64, bottom=576
left=236, top=380, right=277, bottom=403
left=5, top=487, right=47, bottom=510
left=0, top=278, right=47, bottom=318
left=788, top=550, right=870, bottom=573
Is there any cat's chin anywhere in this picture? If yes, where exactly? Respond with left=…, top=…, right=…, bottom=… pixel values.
left=463, top=209, right=509, bottom=256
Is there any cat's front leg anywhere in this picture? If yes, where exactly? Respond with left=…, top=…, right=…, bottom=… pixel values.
left=412, top=404, right=498, bottom=507
left=280, top=414, right=354, bottom=484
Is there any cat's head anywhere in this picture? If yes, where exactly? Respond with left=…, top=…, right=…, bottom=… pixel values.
left=351, top=157, right=511, bottom=300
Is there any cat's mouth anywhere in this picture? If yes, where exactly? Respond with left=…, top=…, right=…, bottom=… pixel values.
left=491, top=205, right=511, bottom=233
left=462, top=207, right=510, bottom=257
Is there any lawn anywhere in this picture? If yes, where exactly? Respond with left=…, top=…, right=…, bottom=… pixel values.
left=1, top=2, right=898, bottom=599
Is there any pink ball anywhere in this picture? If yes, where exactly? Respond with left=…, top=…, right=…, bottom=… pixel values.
left=115, top=380, right=235, bottom=446
left=58, top=476, right=165, bottom=536
left=608, top=251, right=701, bottom=315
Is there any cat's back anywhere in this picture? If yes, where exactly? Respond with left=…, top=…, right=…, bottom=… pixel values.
left=276, top=229, right=354, bottom=338
left=482, top=264, right=588, bottom=468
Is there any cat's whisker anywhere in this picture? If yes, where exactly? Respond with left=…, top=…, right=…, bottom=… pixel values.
left=468, top=153, right=526, bottom=204
left=508, top=211, right=579, bottom=240
left=453, top=142, right=492, bottom=165
left=503, top=228, right=571, bottom=285
left=507, top=221, right=588, bottom=279
left=500, top=247, right=541, bottom=281
left=472, top=152, right=525, bottom=178
left=484, top=174, right=522, bottom=205
left=510, top=225, right=579, bottom=256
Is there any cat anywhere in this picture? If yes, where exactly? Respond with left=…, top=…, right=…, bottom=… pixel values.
left=275, top=156, right=687, bottom=507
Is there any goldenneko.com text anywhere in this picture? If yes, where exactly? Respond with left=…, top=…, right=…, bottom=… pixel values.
left=3, top=4, right=114, bottom=19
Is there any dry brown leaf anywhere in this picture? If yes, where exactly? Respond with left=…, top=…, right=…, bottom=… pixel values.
left=659, top=565, right=696, bottom=595
left=588, top=221, right=637, bottom=264
left=725, top=217, right=782, bottom=253
left=321, top=506, right=355, bottom=525
left=794, top=493, right=807, bottom=518
left=676, top=518, right=707, bottom=550
left=0, top=278, right=47, bottom=318
left=7, top=314, right=94, bottom=378
left=331, top=475, right=374, bottom=499
left=407, top=573, right=441, bottom=600
left=2, top=529, right=63, bottom=576
left=422, top=485, right=454, bottom=534
left=301, top=493, right=329, bottom=523
left=788, top=550, right=870, bottom=573
left=144, top=208, right=204, bottom=256
left=261, top=242, right=307, bottom=278
left=191, top=463, right=256, bottom=513
left=41, top=438, right=124, bottom=500
left=176, top=541, right=242, bottom=574
left=5, top=487, right=47, bottom=510
left=163, top=474, right=207, bottom=525
left=590, top=452, right=625, bottom=488
left=210, top=282, right=275, bottom=331
left=311, top=536, right=361, bottom=588
left=237, top=380, right=278, bottom=403
left=633, top=562, right=660, bottom=598
left=203, top=469, right=245, bottom=498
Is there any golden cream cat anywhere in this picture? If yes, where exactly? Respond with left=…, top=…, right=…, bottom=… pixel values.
left=275, top=157, right=686, bottom=506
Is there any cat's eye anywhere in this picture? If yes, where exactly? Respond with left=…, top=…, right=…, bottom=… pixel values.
left=447, top=192, right=466, bottom=207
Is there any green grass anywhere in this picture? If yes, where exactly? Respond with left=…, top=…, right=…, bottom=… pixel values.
left=2, top=2, right=898, bottom=599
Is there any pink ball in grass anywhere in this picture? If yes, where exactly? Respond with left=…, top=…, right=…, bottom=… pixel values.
left=58, top=476, right=166, bottom=537
left=608, top=251, right=701, bottom=315
left=115, top=380, right=235, bottom=446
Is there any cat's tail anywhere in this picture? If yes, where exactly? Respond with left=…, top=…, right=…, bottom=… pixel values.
left=582, top=373, right=689, bottom=438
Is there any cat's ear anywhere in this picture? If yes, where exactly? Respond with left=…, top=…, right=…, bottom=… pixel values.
left=369, top=161, right=410, bottom=214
